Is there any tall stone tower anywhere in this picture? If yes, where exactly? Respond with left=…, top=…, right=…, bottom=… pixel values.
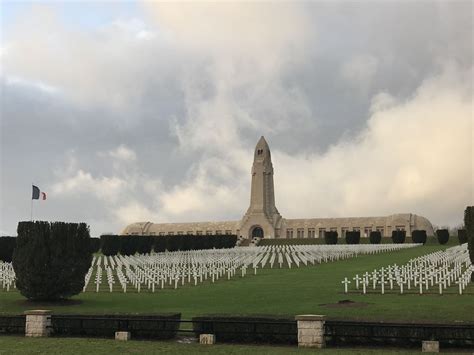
left=240, top=136, right=282, bottom=239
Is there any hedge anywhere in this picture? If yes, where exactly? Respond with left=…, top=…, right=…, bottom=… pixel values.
left=369, top=231, right=381, bottom=244
left=13, top=221, right=92, bottom=301
left=436, top=229, right=449, bottom=245
left=345, top=231, right=360, bottom=244
left=100, top=235, right=121, bottom=256
left=100, top=234, right=238, bottom=256
left=324, top=231, right=338, bottom=245
left=52, top=313, right=180, bottom=340
left=0, top=236, right=16, bottom=262
left=153, top=234, right=237, bottom=253
left=119, top=235, right=138, bottom=256
left=391, top=230, right=406, bottom=244
left=90, top=238, right=101, bottom=253
left=192, top=315, right=297, bottom=344
left=411, top=230, right=427, bottom=244
left=136, top=235, right=153, bottom=254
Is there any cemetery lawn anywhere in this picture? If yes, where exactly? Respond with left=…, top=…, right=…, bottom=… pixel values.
left=0, top=244, right=472, bottom=323
left=0, top=336, right=426, bottom=354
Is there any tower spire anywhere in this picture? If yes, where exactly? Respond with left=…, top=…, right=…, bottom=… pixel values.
left=240, top=136, right=282, bottom=238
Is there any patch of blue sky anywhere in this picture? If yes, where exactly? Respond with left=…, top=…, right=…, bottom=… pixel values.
left=2, top=1, right=146, bottom=36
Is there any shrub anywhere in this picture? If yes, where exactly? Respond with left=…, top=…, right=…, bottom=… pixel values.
left=391, top=230, right=406, bottom=244
left=89, top=238, right=101, bottom=253
left=192, top=315, right=297, bottom=344
left=100, top=235, right=121, bottom=256
left=369, top=231, right=382, bottom=244
left=345, top=231, right=360, bottom=244
left=0, top=237, right=16, bottom=262
left=464, top=206, right=473, bottom=281
left=436, top=229, right=449, bottom=245
left=13, top=221, right=92, bottom=301
left=411, top=230, right=427, bottom=244
left=324, top=231, right=338, bottom=245
left=458, top=229, right=467, bottom=244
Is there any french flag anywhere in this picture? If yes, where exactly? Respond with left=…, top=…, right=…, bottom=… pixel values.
left=32, top=185, right=47, bottom=200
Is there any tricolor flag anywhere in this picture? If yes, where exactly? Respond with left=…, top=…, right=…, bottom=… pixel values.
left=32, top=185, right=47, bottom=200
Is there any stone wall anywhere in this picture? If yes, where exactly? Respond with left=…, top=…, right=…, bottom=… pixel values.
left=25, top=310, right=51, bottom=337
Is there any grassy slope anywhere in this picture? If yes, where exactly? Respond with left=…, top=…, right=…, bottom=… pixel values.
left=0, top=336, right=423, bottom=354
left=0, top=245, right=472, bottom=322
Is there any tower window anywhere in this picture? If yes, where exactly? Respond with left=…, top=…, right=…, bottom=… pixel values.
left=257, top=149, right=263, bottom=155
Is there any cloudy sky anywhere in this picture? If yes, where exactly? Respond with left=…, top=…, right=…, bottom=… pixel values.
left=1, top=1, right=472, bottom=236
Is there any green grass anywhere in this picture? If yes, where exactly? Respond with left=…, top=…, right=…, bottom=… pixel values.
left=0, top=336, right=427, bottom=354
left=1, top=245, right=472, bottom=323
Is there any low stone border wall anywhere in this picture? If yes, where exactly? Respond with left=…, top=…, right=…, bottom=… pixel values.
left=3, top=311, right=472, bottom=351
left=25, top=310, right=51, bottom=337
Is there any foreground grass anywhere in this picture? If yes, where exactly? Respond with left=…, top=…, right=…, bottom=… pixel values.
left=0, top=336, right=426, bottom=354
left=1, top=245, right=473, bottom=322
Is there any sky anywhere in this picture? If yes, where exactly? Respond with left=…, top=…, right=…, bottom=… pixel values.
left=1, top=1, right=472, bottom=236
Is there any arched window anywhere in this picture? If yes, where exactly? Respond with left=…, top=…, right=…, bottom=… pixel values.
left=252, top=227, right=264, bottom=238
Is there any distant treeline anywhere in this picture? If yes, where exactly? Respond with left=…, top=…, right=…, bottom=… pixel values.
left=99, top=234, right=238, bottom=256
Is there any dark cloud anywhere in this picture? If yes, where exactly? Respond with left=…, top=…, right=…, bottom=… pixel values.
left=1, top=2, right=472, bottom=235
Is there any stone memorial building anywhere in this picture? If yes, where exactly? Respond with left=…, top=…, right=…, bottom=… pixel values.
left=122, top=136, right=434, bottom=239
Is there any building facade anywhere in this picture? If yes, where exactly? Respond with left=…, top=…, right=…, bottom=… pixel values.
left=122, top=136, right=434, bottom=238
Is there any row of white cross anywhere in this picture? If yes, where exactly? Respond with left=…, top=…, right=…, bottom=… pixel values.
left=341, top=243, right=473, bottom=295
left=81, top=244, right=418, bottom=293
left=0, top=262, right=15, bottom=291
left=0, top=243, right=419, bottom=293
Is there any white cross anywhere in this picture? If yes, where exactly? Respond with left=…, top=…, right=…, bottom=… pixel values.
left=341, top=277, right=351, bottom=293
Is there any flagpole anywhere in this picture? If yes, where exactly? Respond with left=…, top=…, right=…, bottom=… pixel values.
left=31, top=183, right=34, bottom=221
left=30, top=199, right=33, bottom=221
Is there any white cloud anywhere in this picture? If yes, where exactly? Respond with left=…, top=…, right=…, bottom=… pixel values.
left=274, top=64, right=473, bottom=225
left=115, top=202, right=158, bottom=226
left=2, top=6, right=173, bottom=112
left=2, top=2, right=471, bottom=236
left=51, top=169, right=126, bottom=202
left=151, top=64, right=472, bottom=228
left=107, top=145, right=136, bottom=161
